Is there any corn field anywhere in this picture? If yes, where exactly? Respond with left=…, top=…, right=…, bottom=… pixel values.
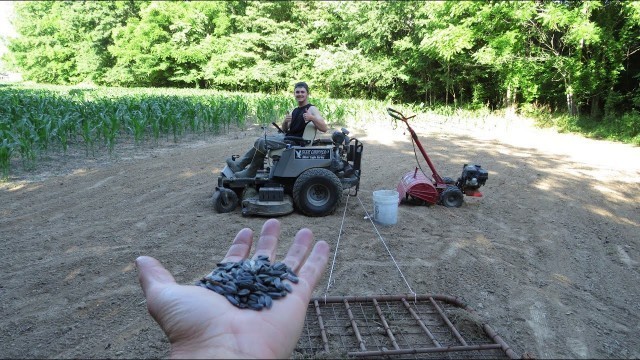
left=0, top=84, right=385, bottom=177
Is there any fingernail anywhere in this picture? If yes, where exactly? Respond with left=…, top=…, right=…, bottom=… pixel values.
left=135, top=256, right=150, bottom=268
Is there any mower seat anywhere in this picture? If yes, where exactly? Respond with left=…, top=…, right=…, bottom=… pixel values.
left=270, top=122, right=317, bottom=158
left=283, top=121, right=317, bottom=146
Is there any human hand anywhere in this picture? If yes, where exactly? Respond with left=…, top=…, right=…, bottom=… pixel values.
left=136, top=219, right=330, bottom=359
left=302, top=109, right=314, bottom=122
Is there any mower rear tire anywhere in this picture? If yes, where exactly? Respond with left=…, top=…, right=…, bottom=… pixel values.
left=440, top=186, right=463, bottom=208
left=213, top=188, right=238, bottom=213
left=293, top=168, right=343, bottom=217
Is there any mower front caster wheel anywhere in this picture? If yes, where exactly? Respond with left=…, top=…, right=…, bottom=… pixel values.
left=440, top=186, right=464, bottom=208
left=213, top=188, right=238, bottom=213
left=293, top=168, right=343, bottom=217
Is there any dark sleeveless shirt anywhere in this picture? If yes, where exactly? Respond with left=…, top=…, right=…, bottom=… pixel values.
left=287, top=103, right=313, bottom=137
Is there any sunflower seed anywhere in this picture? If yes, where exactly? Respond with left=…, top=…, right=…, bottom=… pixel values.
left=225, top=294, right=240, bottom=306
left=283, top=282, right=293, bottom=293
left=237, top=288, right=250, bottom=296
left=196, top=256, right=298, bottom=310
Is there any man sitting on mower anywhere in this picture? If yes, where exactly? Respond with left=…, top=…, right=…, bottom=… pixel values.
left=226, top=82, right=328, bottom=178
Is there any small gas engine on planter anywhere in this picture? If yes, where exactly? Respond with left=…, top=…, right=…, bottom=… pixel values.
left=456, top=164, right=489, bottom=197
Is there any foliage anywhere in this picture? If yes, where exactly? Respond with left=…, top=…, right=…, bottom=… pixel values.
left=2, top=0, right=639, bottom=141
left=523, top=102, right=640, bottom=145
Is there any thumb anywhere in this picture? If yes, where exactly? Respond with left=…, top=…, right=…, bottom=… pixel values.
left=136, top=256, right=177, bottom=297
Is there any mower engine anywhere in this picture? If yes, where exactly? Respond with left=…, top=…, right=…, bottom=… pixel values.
left=455, top=164, right=488, bottom=196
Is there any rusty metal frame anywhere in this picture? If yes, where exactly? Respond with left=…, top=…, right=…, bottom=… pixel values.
left=294, top=294, right=520, bottom=359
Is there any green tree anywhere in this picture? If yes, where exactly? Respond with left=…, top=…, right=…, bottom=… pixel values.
left=106, top=2, right=178, bottom=86
left=6, top=1, right=143, bottom=84
left=104, top=1, right=229, bottom=87
left=7, top=1, right=76, bottom=83
left=202, top=1, right=300, bottom=92
left=4, top=0, right=639, bottom=131
left=293, top=1, right=411, bottom=99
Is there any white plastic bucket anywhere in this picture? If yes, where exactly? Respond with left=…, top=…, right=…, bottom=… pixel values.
left=372, top=190, right=399, bottom=225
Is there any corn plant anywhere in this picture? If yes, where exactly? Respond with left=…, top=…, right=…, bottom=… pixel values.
left=15, top=115, right=38, bottom=168
left=256, top=95, right=294, bottom=126
left=0, top=133, right=16, bottom=177
left=0, top=84, right=379, bottom=177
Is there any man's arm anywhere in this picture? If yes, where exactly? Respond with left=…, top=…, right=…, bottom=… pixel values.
left=282, top=113, right=292, bottom=133
left=305, top=106, right=328, bottom=133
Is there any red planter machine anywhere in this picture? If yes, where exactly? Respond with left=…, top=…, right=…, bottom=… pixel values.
left=387, top=108, right=488, bottom=208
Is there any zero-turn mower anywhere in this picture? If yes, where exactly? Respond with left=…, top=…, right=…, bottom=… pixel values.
left=213, top=122, right=363, bottom=217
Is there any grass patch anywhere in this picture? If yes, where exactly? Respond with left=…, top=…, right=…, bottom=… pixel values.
left=521, top=103, right=640, bottom=146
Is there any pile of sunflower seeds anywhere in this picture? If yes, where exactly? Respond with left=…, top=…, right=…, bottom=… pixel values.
left=196, top=255, right=299, bottom=310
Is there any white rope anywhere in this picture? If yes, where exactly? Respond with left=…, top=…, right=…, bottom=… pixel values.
left=324, top=192, right=350, bottom=303
left=356, top=195, right=417, bottom=299
left=322, top=192, right=417, bottom=303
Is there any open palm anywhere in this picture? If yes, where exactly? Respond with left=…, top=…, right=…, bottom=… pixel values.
left=136, top=219, right=329, bottom=359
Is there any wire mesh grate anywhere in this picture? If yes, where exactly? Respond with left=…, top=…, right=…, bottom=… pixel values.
left=293, top=294, right=519, bottom=359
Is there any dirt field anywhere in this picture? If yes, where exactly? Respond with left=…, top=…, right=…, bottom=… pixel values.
left=1, top=114, right=638, bottom=359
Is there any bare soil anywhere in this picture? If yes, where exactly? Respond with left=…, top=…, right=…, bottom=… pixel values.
left=1, top=115, right=638, bottom=359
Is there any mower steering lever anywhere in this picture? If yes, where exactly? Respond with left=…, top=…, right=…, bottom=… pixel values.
left=272, top=122, right=284, bottom=133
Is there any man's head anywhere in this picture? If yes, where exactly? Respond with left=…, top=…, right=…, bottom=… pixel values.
left=294, top=82, right=309, bottom=94
left=294, top=82, right=310, bottom=105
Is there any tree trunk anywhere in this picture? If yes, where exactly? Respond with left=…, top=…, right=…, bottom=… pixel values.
left=445, top=63, right=450, bottom=106
left=424, top=74, right=430, bottom=106
left=452, top=86, right=457, bottom=107
left=590, top=94, right=602, bottom=120
left=565, top=76, right=577, bottom=117
left=506, top=84, right=517, bottom=116
left=566, top=92, right=577, bottom=117
left=505, top=85, right=511, bottom=110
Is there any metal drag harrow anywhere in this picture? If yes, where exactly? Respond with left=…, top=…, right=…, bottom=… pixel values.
left=294, top=294, right=522, bottom=359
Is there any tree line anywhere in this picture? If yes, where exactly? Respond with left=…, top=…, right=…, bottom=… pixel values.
left=4, top=1, right=640, bottom=122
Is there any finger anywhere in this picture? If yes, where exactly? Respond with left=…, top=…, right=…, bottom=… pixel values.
left=252, top=218, right=281, bottom=261
left=136, top=256, right=177, bottom=297
left=295, top=241, right=330, bottom=295
left=221, top=227, right=253, bottom=263
left=281, top=228, right=314, bottom=273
